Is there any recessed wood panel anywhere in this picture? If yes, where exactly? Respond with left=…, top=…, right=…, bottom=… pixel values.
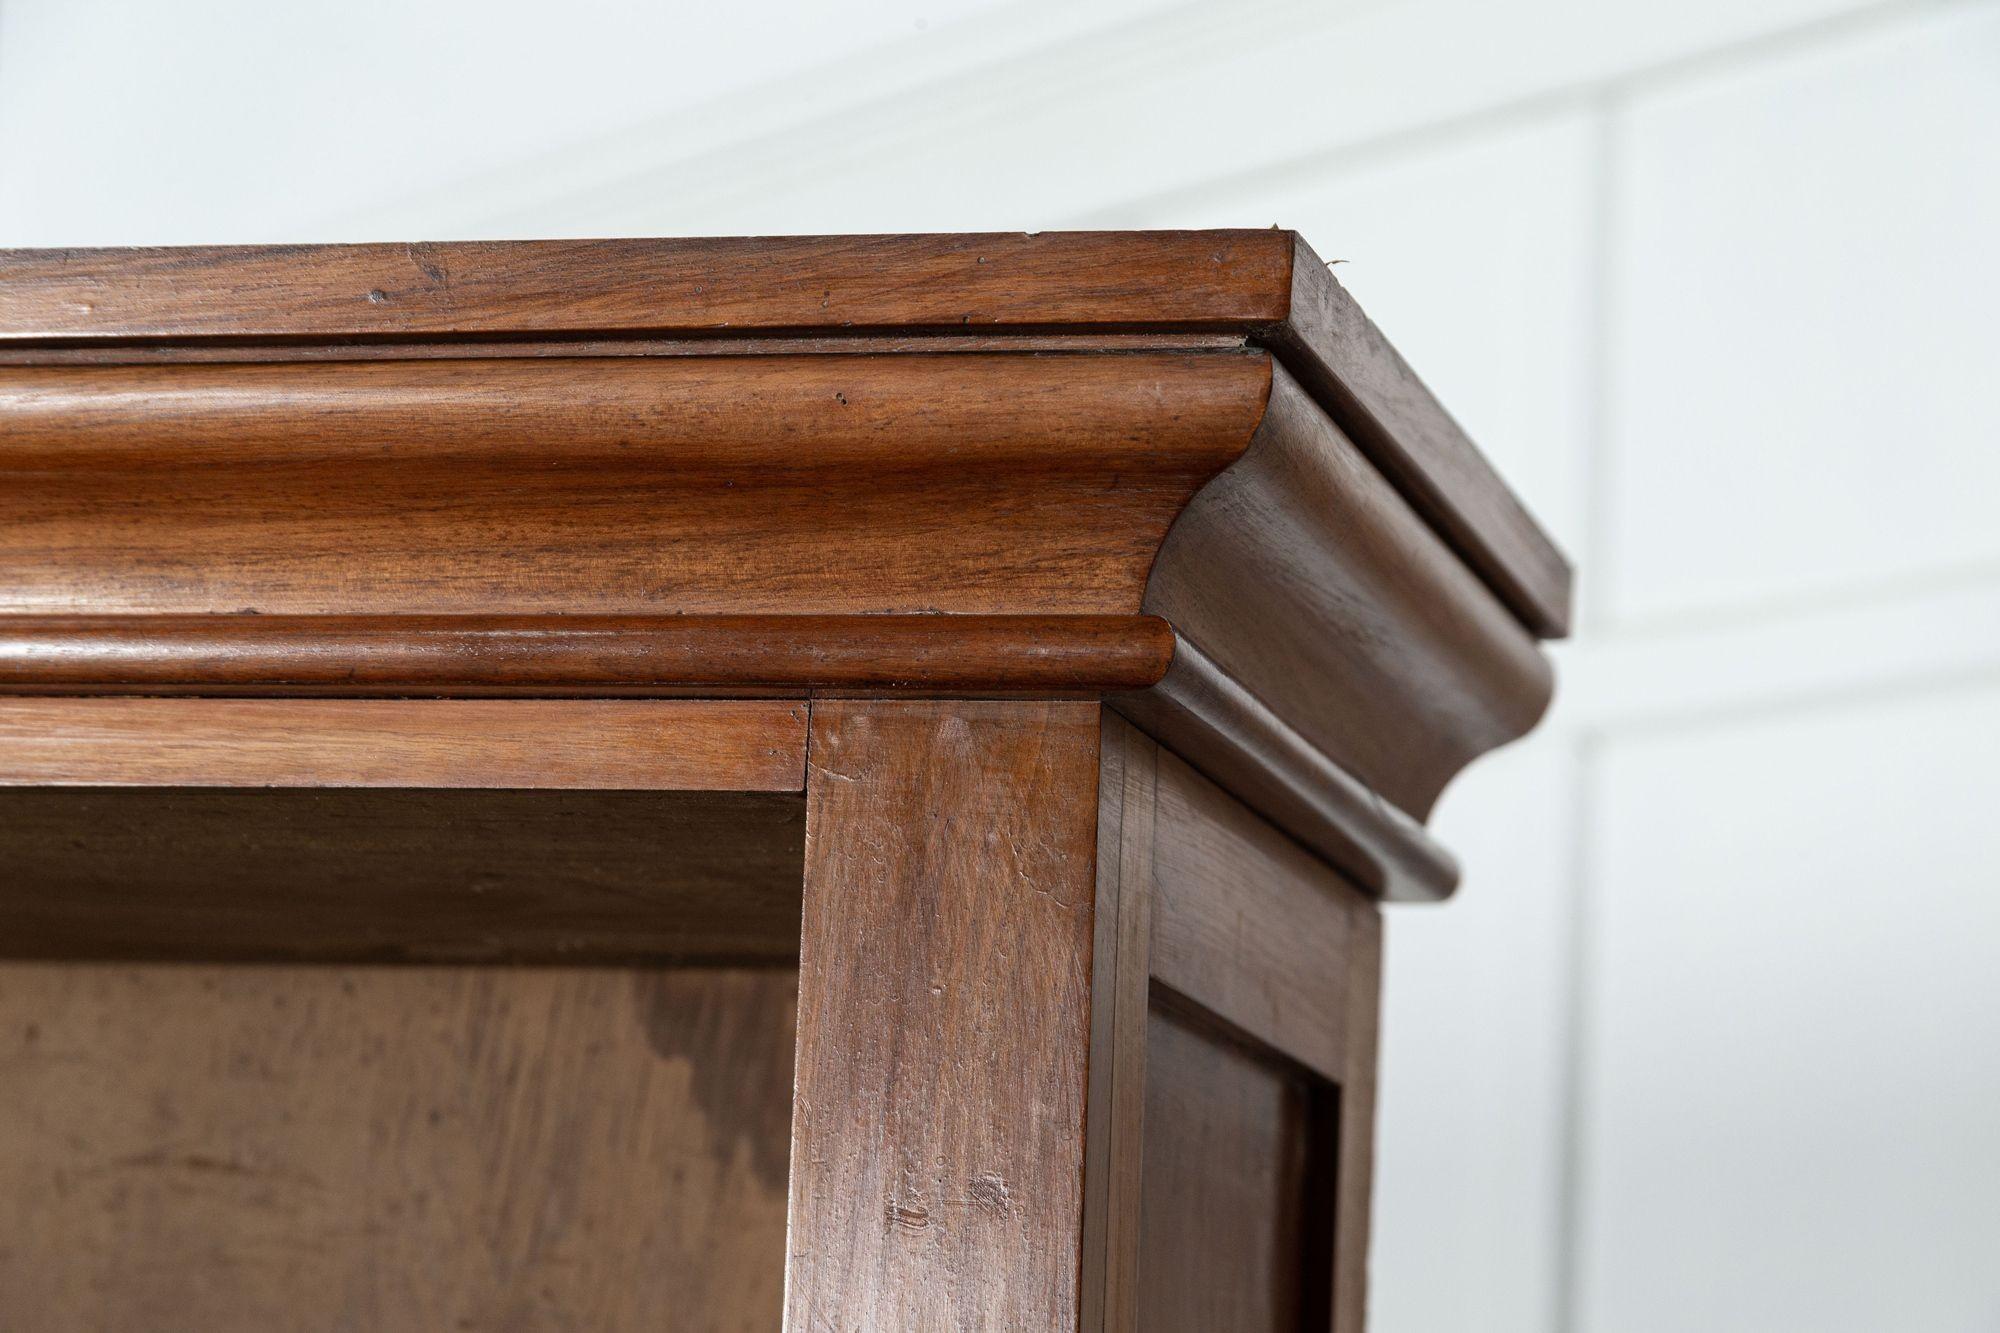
left=1136, top=1004, right=1337, bottom=1333
left=1091, top=719, right=1386, bottom=1332
left=0, top=963, right=796, bottom=1332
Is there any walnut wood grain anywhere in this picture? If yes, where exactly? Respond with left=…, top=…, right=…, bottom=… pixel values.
left=0, top=232, right=1573, bottom=1330
left=0, top=330, right=1248, bottom=365
left=1110, top=723, right=1383, bottom=1333
left=0, top=964, right=796, bottom=1330
left=1136, top=1005, right=1335, bottom=1333
left=0, top=234, right=1565, bottom=915
left=787, top=700, right=1103, bottom=1330
left=0, top=233, right=1295, bottom=342
left=0, top=352, right=1261, bottom=617
left=1117, top=636, right=1461, bottom=902
left=1144, top=742, right=1373, bottom=1086
left=1272, top=233, right=1570, bottom=637
left=0, top=614, right=1173, bottom=694
left=0, top=698, right=805, bottom=790
left=1142, top=362, right=1552, bottom=821
left=0, top=788, right=805, bottom=964
left=0, top=231, right=1570, bottom=636
left=1080, top=715, right=1160, bottom=1332
left=0, top=345, right=1540, bottom=901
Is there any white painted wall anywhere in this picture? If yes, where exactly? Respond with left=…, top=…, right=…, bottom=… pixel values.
left=7, top=1, right=1998, bottom=1326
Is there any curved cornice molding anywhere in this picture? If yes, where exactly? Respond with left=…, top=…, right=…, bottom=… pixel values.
left=0, top=231, right=1568, bottom=634
left=1142, top=363, right=1553, bottom=822
left=0, top=232, right=1566, bottom=901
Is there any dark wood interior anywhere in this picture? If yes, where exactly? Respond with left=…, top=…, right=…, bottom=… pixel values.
left=0, top=787, right=806, bottom=965
left=0, top=780, right=810, bottom=1328
left=0, top=961, right=797, bottom=1332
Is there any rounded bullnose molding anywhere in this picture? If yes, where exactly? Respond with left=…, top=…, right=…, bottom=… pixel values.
left=0, top=614, right=1177, bottom=695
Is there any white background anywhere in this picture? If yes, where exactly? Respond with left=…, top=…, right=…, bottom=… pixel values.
left=6, top=1, right=1998, bottom=1326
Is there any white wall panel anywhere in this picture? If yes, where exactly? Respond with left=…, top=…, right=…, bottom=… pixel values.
left=1575, top=683, right=2000, bottom=1332
left=0, top=0, right=1147, bottom=246
left=1375, top=737, right=1580, bottom=1333
left=307, top=0, right=1893, bottom=240
left=1603, top=3, right=2000, bottom=625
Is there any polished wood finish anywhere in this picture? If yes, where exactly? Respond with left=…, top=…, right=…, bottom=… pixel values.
left=787, top=700, right=1103, bottom=1330
left=1120, top=358, right=1557, bottom=897
left=1142, top=363, right=1551, bottom=820
left=0, top=238, right=1566, bottom=904
left=1273, top=232, right=1569, bottom=636
left=0, top=788, right=805, bottom=964
left=0, top=342, right=1547, bottom=901
left=0, top=353, right=1259, bottom=618
left=1116, top=637, right=1460, bottom=901
left=0, top=331, right=1251, bottom=364
left=0, top=698, right=806, bottom=790
left=0, top=231, right=1566, bottom=636
left=0, top=613, right=1175, bottom=695
left=0, top=233, right=1295, bottom=342
left=0, top=231, right=1568, bottom=1329
left=0, top=964, right=795, bottom=1330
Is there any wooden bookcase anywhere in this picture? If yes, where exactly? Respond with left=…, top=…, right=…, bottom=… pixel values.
left=0, top=232, right=1566, bottom=1330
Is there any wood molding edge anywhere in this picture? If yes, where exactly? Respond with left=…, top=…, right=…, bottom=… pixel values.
left=0, top=614, right=1174, bottom=695
left=1143, top=361, right=1554, bottom=824
left=0, top=232, right=1570, bottom=641
left=1114, top=637, right=1460, bottom=904
left=1264, top=232, right=1573, bottom=637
